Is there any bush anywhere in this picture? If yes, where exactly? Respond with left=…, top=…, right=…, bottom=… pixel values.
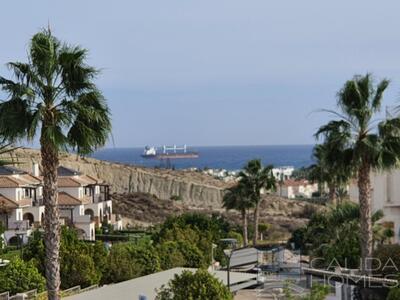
left=387, top=288, right=400, bottom=300
left=170, top=195, right=182, bottom=201
left=102, top=241, right=160, bottom=284
left=373, top=244, right=400, bottom=277
left=61, top=250, right=100, bottom=289
left=157, top=241, right=186, bottom=270
left=177, top=240, right=206, bottom=268
left=23, top=228, right=102, bottom=289
left=102, top=243, right=139, bottom=283
left=0, top=257, right=46, bottom=295
left=155, top=269, right=233, bottom=300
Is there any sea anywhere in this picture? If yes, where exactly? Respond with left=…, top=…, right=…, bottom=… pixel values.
left=90, top=145, right=314, bottom=171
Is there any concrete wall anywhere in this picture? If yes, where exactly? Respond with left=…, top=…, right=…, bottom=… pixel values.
left=349, top=170, right=400, bottom=243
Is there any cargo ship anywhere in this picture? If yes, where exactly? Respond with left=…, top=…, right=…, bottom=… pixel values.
left=141, top=145, right=199, bottom=159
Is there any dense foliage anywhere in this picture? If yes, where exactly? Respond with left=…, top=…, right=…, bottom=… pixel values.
left=387, top=287, right=400, bottom=300
left=372, top=244, right=400, bottom=278
left=289, top=202, right=385, bottom=269
left=0, top=258, right=46, bottom=295
left=155, top=269, right=233, bottom=300
left=23, top=228, right=104, bottom=289
left=316, top=74, right=400, bottom=273
left=154, top=213, right=237, bottom=267
left=3, top=213, right=239, bottom=294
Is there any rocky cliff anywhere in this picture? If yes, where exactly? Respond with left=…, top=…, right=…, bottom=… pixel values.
left=4, top=148, right=229, bottom=208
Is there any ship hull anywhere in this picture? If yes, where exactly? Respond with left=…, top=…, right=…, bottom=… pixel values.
left=141, top=153, right=199, bottom=159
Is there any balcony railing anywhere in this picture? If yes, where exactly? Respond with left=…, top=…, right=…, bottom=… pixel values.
left=8, top=220, right=31, bottom=231
left=17, top=197, right=33, bottom=207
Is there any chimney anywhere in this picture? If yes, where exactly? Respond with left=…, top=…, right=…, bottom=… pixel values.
left=32, top=162, right=40, bottom=177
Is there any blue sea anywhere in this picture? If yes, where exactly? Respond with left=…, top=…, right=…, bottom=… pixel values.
left=91, top=145, right=314, bottom=171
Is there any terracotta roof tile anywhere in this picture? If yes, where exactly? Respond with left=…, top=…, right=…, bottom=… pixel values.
left=0, top=177, right=20, bottom=188
left=0, top=194, right=18, bottom=209
left=58, top=177, right=81, bottom=187
left=283, top=179, right=311, bottom=187
left=58, top=192, right=82, bottom=206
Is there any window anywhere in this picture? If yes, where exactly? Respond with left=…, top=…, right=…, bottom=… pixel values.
left=24, top=188, right=30, bottom=198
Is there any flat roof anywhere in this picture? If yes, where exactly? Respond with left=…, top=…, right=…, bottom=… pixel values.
left=65, top=268, right=256, bottom=300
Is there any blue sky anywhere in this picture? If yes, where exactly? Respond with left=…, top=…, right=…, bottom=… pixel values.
left=1, top=1, right=400, bottom=147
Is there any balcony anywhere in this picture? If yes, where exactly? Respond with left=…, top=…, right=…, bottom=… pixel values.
left=8, top=220, right=31, bottom=231
left=74, top=214, right=92, bottom=224
left=17, top=198, right=33, bottom=207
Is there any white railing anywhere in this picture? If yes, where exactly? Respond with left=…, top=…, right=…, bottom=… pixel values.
left=8, top=220, right=31, bottom=231
left=74, top=215, right=92, bottom=223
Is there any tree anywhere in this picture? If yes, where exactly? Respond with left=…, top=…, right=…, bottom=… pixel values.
left=155, top=269, right=233, bottom=300
left=157, top=241, right=186, bottom=270
left=0, top=29, right=111, bottom=298
left=222, top=184, right=252, bottom=246
left=292, top=202, right=386, bottom=269
left=239, top=159, right=275, bottom=245
left=60, top=251, right=100, bottom=289
left=316, top=74, right=400, bottom=274
left=23, top=228, right=103, bottom=289
left=372, top=244, right=400, bottom=277
left=309, top=142, right=349, bottom=205
left=387, top=287, right=400, bottom=300
left=103, top=241, right=160, bottom=284
left=0, top=258, right=46, bottom=295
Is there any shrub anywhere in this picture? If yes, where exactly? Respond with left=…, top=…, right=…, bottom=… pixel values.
left=155, top=269, right=233, bottom=300
left=157, top=241, right=186, bottom=270
left=0, top=257, right=46, bottom=295
left=23, top=228, right=102, bottom=289
left=373, top=244, right=400, bottom=277
left=170, top=195, right=182, bottom=201
left=61, top=250, right=100, bottom=289
left=102, top=241, right=160, bottom=284
left=387, top=288, right=400, bottom=300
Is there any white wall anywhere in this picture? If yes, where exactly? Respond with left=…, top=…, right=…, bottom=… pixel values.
left=349, top=170, right=400, bottom=243
left=75, top=222, right=95, bottom=241
left=1, top=187, right=18, bottom=201
left=59, top=187, right=82, bottom=199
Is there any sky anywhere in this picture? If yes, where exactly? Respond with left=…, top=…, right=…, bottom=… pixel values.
left=1, top=1, right=400, bottom=147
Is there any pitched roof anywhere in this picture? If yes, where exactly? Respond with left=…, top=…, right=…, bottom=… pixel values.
left=58, top=166, right=82, bottom=176
left=58, top=192, right=82, bottom=206
left=0, top=194, right=18, bottom=209
left=283, top=179, right=311, bottom=187
left=58, top=177, right=82, bottom=187
left=0, top=177, right=21, bottom=188
left=0, top=166, right=26, bottom=175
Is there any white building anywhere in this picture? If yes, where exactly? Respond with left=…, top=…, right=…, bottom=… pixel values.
left=0, top=165, right=122, bottom=245
left=349, top=170, right=400, bottom=243
left=276, top=179, right=318, bottom=199
left=272, top=166, right=295, bottom=180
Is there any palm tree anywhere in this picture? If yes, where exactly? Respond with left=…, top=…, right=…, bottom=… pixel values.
left=239, top=159, right=275, bottom=246
left=316, top=73, right=400, bottom=274
left=223, top=184, right=253, bottom=246
left=309, top=142, right=349, bottom=205
left=0, top=29, right=111, bottom=299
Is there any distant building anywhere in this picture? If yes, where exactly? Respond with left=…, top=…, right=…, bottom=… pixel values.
left=272, top=166, right=295, bottom=181
left=276, top=179, right=318, bottom=199
left=0, top=165, right=122, bottom=245
left=349, top=170, right=400, bottom=243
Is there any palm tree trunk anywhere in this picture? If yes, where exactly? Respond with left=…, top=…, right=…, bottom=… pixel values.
left=253, top=202, right=260, bottom=246
left=358, top=162, right=373, bottom=275
left=328, top=184, right=337, bottom=206
left=241, top=209, right=248, bottom=247
left=41, top=137, right=61, bottom=300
